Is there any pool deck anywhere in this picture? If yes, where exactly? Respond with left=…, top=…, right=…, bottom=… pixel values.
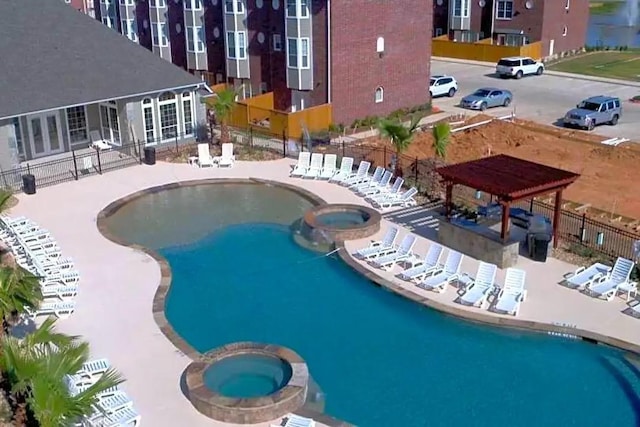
left=9, top=158, right=640, bottom=427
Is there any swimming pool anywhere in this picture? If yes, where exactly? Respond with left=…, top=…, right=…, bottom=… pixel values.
left=104, top=182, right=640, bottom=427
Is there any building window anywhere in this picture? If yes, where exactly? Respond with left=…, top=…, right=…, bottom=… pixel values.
left=150, top=0, right=166, bottom=7
left=142, top=98, right=157, bottom=144
left=121, top=19, right=138, bottom=42
left=152, top=23, right=168, bottom=47
left=119, top=0, right=134, bottom=5
left=452, top=0, right=470, bottom=17
left=287, top=37, right=310, bottom=68
left=225, top=0, right=244, bottom=13
left=562, top=26, right=568, bottom=36
left=12, top=118, right=24, bottom=157
left=182, top=92, right=194, bottom=136
left=273, top=34, right=282, bottom=51
left=158, top=92, right=178, bottom=141
left=66, top=106, right=88, bottom=145
left=286, top=0, right=308, bottom=18
left=102, top=16, right=115, bottom=28
left=184, top=0, right=203, bottom=10
left=187, top=26, right=205, bottom=52
left=376, top=37, right=385, bottom=53
left=226, top=31, right=247, bottom=59
left=496, top=0, right=513, bottom=19
left=375, top=87, right=384, bottom=103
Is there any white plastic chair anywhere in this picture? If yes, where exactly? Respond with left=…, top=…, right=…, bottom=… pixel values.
left=370, top=234, right=417, bottom=271
left=494, top=268, right=527, bottom=316
left=197, top=143, right=215, bottom=168
left=89, top=130, right=112, bottom=151
left=319, top=154, right=337, bottom=179
left=458, top=262, right=498, bottom=308
left=215, top=143, right=235, bottom=167
left=358, top=170, right=393, bottom=196
left=587, top=257, right=636, bottom=301
left=354, top=227, right=399, bottom=260
left=399, top=243, right=444, bottom=282
left=329, top=157, right=354, bottom=183
left=304, top=153, right=324, bottom=179
left=290, top=152, right=311, bottom=177
left=417, top=250, right=464, bottom=293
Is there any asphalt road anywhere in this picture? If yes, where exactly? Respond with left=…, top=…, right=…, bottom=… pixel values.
left=431, top=59, right=640, bottom=141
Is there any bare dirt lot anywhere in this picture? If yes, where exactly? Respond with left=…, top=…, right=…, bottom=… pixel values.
left=362, top=116, right=640, bottom=222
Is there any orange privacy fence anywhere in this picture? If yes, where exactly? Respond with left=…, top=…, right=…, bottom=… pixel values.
left=432, top=36, right=542, bottom=62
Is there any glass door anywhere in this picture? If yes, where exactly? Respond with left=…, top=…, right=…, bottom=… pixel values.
left=100, top=102, right=121, bottom=145
left=27, top=112, right=64, bottom=158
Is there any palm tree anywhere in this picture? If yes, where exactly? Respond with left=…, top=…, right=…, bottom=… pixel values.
left=377, top=115, right=421, bottom=176
left=0, top=266, right=42, bottom=338
left=0, top=190, right=13, bottom=214
left=211, top=87, right=238, bottom=145
left=0, top=321, right=122, bottom=427
left=432, top=122, right=451, bottom=160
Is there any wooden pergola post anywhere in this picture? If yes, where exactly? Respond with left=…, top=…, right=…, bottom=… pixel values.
left=500, top=201, right=511, bottom=242
left=553, top=189, right=563, bottom=248
left=445, top=182, right=454, bottom=220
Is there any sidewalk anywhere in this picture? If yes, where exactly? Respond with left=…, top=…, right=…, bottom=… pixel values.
left=432, top=56, right=640, bottom=88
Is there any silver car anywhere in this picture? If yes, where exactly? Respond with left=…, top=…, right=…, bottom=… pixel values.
left=460, top=88, right=513, bottom=111
left=563, top=96, right=622, bottom=131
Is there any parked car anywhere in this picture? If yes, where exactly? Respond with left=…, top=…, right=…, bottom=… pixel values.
left=496, top=56, right=544, bottom=79
left=429, top=75, right=458, bottom=98
left=460, top=88, right=513, bottom=111
left=563, top=96, right=622, bottom=130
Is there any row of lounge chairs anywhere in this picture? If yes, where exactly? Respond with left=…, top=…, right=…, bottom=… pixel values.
left=0, top=215, right=78, bottom=319
left=65, top=358, right=141, bottom=426
left=564, top=257, right=638, bottom=308
left=196, top=143, right=235, bottom=168
left=290, top=152, right=417, bottom=210
left=354, top=227, right=529, bottom=316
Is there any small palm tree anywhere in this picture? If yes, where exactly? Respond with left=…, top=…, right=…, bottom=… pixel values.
left=377, top=115, right=421, bottom=176
left=211, top=87, right=238, bottom=145
left=432, top=122, right=451, bottom=160
left=0, top=190, right=13, bottom=214
left=0, top=266, right=42, bottom=338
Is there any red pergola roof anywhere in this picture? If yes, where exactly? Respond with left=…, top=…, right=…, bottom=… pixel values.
left=436, top=154, right=580, bottom=200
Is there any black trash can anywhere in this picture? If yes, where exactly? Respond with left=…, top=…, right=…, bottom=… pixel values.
left=531, top=233, right=551, bottom=262
left=22, top=174, right=36, bottom=195
left=143, top=146, right=156, bottom=165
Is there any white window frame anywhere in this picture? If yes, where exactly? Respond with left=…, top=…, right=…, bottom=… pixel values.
left=149, top=0, right=166, bottom=7
left=142, top=98, right=158, bottom=145
left=102, top=16, right=114, bottom=29
left=119, top=0, right=134, bottom=5
left=99, top=101, right=121, bottom=146
left=496, top=0, right=514, bottom=20
left=375, top=87, right=384, bottom=103
left=184, top=0, right=203, bottom=10
left=287, top=37, right=298, bottom=68
left=187, top=26, right=205, bottom=53
left=286, top=0, right=308, bottom=18
left=452, top=0, right=470, bottom=18
left=157, top=92, right=179, bottom=142
left=226, top=31, right=247, bottom=59
left=152, top=23, right=168, bottom=47
left=273, top=34, right=282, bottom=51
left=287, top=37, right=310, bottom=69
left=225, top=0, right=244, bottom=13
left=121, top=19, right=138, bottom=42
left=181, top=92, right=195, bottom=137
left=65, top=106, right=89, bottom=146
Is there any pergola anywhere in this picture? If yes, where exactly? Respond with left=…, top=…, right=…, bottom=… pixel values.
left=436, top=154, right=580, bottom=248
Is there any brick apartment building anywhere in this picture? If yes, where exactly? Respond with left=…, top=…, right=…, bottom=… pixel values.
left=433, top=0, right=589, bottom=58
left=75, top=0, right=432, bottom=126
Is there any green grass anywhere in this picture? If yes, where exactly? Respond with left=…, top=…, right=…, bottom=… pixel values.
left=548, top=51, right=640, bottom=82
left=589, top=1, right=623, bottom=15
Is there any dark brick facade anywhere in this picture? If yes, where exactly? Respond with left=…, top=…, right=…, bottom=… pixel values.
left=330, top=0, right=433, bottom=126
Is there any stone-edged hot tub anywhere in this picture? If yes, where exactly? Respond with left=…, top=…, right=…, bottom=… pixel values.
left=184, top=342, right=309, bottom=424
left=294, top=204, right=381, bottom=251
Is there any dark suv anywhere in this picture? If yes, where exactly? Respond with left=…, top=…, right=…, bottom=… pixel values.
left=563, top=96, right=622, bottom=130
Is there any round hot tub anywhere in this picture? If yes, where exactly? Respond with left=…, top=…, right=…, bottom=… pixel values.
left=185, top=342, right=308, bottom=424
left=295, top=204, right=381, bottom=250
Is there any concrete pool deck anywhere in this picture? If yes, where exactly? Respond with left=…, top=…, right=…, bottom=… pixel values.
left=9, top=158, right=640, bottom=426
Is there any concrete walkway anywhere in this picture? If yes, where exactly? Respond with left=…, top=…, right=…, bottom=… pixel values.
left=9, top=159, right=640, bottom=426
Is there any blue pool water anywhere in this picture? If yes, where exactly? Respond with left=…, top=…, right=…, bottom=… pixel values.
left=203, top=354, right=293, bottom=398
left=315, top=211, right=368, bottom=229
left=104, top=183, right=640, bottom=427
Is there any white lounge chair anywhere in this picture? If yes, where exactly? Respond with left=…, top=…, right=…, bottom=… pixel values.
left=458, top=262, right=498, bottom=308
left=290, top=152, right=311, bottom=177
left=417, top=250, right=464, bottom=293
left=358, top=170, right=393, bottom=196
left=350, top=166, right=383, bottom=190
left=86, top=406, right=141, bottom=427
left=586, top=257, right=636, bottom=301
left=29, top=301, right=76, bottom=319
left=399, top=243, right=444, bottom=282
left=365, top=176, right=404, bottom=200
left=66, top=374, right=119, bottom=397
left=328, top=157, right=354, bottom=183
left=304, top=153, right=324, bottom=179
left=42, top=283, right=78, bottom=300
left=89, top=130, right=112, bottom=151
left=76, top=358, right=111, bottom=385
left=215, top=143, right=235, bottom=167
left=494, top=268, right=527, bottom=316
left=342, top=161, right=371, bottom=186
left=369, top=234, right=417, bottom=271
left=564, top=262, right=611, bottom=289
left=319, top=154, right=337, bottom=180
left=95, top=391, right=134, bottom=414
left=197, top=143, right=215, bottom=168
left=41, top=270, right=80, bottom=287
left=371, top=187, right=419, bottom=210
left=282, top=414, right=316, bottom=427
left=353, top=227, right=399, bottom=260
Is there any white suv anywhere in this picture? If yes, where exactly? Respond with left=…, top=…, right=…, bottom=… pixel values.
left=496, top=57, right=544, bottom=79
left=429, top=75, right=458, bottom=98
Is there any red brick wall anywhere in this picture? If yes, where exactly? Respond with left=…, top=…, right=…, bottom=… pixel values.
left=541, top=0, right=589, bottom=56
left=330, top=0, right=433, bottom=126
left=493, top=1, right=544, bottom=44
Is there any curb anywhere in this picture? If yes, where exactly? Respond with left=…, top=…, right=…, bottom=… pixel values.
left=432, top=56, right=640, bottom=88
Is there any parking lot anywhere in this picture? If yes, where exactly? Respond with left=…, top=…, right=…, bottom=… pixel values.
left=431, top=59, right=640, bottom=142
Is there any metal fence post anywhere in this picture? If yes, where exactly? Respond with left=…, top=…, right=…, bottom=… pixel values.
left=580, top=213, right=587, bottom=243
left=249, top=127, right=254, bottom=148
left=96, top=149, right=102, bottom=174
left=71, top=150, right=79, bottom=180
left=137, top=140, right=143, bottom=164
left=174, top=133, right=179, bottom=153
left=342, top=140, right=345, bottom=158
left=529, top=198, right=534, bottom=213
left=383, top=146, right=387, bottom=168
left=282, top=131, right=287, bottom=158
left=414, top=157, right=419, bottom=188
